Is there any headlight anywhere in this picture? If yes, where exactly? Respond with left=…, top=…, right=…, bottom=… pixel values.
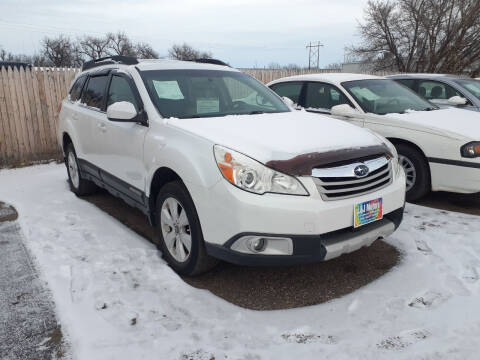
left=384, top=141, right=401, bottom=176
left=461, top=142, right=480, bottom=158
left=214, top=145, right=309, bottom=196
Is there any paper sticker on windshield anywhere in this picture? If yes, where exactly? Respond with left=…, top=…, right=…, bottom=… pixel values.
left=152, top=80, right=184, bottom=100
left=197, top=98, right=219, bottom=114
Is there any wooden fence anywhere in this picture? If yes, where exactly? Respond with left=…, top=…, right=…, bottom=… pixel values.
left=0, top=67, right=78, bottom=167
left=0, top=66, right=395, bottom=168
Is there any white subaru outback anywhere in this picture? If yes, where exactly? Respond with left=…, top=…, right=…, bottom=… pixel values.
left=58, top=56, right=406, bottom=275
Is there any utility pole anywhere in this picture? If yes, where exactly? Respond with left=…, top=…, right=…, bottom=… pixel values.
left=306, top=41, right=324, bottom=69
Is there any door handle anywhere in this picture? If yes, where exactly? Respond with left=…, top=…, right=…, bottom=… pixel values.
left=97, top=123, right=107, bottom=132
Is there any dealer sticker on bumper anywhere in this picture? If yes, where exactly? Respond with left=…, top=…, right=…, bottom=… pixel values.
left=354, top=198, right=383, bottom=228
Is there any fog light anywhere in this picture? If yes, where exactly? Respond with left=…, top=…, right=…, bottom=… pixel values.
left=230, top=235, right=293, bottom=255
left=248, top=237, right=267, bottom=252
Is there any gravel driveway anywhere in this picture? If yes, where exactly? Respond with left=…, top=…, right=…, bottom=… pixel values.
left=0, top=202, right=67, bottom=360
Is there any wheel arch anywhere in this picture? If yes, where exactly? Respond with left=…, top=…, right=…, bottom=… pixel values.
left=148, top=167, right=183, bottom=225
left=62, top=132, right=73, bottom=155
left=387, top=137, right=432, bottom=188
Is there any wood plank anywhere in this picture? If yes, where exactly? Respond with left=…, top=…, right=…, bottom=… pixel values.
left=1, top=67, right=20, bottom=164
left=7, top=67, right=27, bottom=162
left=19, top=67, right=37, bottom=161
left=43, top=70, right=57, bottom=154
left=0, top=70, right=13, bottom=166
left=31, top=68, right=48, bottom=156
left=37, top=70, right=55, bottom=156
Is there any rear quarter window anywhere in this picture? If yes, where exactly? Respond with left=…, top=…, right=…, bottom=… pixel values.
left=82, top=75, right=109, bottom=110
left=69, top=76, right=86, bottom=102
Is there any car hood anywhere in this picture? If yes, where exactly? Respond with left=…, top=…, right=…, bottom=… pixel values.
left=167, top=111, right=385, bottom=163
left=382, top=108, right=480, bottom=140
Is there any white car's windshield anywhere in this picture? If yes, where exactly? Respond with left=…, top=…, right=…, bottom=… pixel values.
left=454, top=79, right=480, bottom=100
left=141, top=69, right=289, bottom=119
left=342, top=79, right=437, bottom=115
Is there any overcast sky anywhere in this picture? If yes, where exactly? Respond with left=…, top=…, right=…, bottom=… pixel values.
left=0, top=0, right=369, bottom=68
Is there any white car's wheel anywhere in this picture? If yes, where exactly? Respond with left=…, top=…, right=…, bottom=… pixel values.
left=65, top=144, right=97, bottom=196
left=160, top=197, right=192, bottom=263
left=395, top=143, right=430, bottom=201
left=156, top=181, right=217, bottom=275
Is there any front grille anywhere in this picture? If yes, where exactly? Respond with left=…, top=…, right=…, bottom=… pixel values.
left=312, top=156, right=393, bottom=200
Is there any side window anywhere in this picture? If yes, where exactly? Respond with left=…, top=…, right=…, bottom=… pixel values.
left=269, top=82, right=303, bottom=104
left=304, top=82, right=351, bottom=110
left=396, top=79, right=416, bottom=91
left=107, top=75, right=140, bottom=112
left=83, top=75, right=109, bottom=110
left=418, top=80, right=461, bottom=100
left=69, top=76, right=86, bottom=102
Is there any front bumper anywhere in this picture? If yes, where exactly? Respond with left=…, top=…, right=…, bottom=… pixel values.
left=187, top=166, right=406, bottom=266
left=205, top=206, right=403, bottom=266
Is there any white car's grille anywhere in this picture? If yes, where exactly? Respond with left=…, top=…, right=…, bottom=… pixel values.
left=312, top=156, right=393, bottom=200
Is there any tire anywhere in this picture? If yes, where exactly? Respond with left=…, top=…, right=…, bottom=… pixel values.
left=395, top=143, right=430, bottom=202
left=155, top=181, right=218, bottom=276
left=65, top=144, right=98, bottom=196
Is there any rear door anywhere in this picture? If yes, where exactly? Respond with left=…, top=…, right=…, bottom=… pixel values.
left=74, top=73, right=110, bottom=170
left=92, top=71, right=148, bottom=196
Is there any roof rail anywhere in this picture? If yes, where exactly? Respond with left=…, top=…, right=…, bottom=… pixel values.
left=82, top=56, right=138, bottom=71
left=194, top=58, right=230, bottom=67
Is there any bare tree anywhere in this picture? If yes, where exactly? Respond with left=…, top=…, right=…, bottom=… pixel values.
left=42, top=35, right=80, bottom=67
left=107, top=32, right=136, bottom=56
left=168, top=43, right=212, bottom=61
left=349, top=0, right=480, bottom=76
left=0, top=46, right=7, bottom=61
left=79, top=35, right=112, bottom=60
left=135, top=42, right=159, bottom=59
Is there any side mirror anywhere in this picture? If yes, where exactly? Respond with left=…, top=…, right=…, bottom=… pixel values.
left=281, top=96, right=299, bottom=110
left=107, top=101, right=138, bottom=121
left=447, top=96, right=468, bottom=106
left=331, top=104, right=360, bottom=118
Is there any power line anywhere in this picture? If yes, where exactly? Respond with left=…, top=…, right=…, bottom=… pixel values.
left=306, top=41, right=323, bottom=69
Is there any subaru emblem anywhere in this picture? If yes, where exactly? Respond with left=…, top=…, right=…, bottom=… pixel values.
left=354, top=164, right=369, bottom=178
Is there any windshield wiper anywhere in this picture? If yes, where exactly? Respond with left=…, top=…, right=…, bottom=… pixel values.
left=423, top=107, right=437, bottom=111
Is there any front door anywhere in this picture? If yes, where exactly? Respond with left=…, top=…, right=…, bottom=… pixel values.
left=92, top=73, right=148, bottom=195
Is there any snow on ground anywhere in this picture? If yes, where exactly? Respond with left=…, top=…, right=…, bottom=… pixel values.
left=0, top=164, right=480, bottom=360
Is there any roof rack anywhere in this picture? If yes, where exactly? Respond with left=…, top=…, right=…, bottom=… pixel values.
left=194, top=58, right=230, bottom=67
left=82, top=56, right=138, bottom=71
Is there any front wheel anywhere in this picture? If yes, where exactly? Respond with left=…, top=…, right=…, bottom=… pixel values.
left=155, top=181, right=217, bottom=276
left=395, top=143, right=430, bottom=202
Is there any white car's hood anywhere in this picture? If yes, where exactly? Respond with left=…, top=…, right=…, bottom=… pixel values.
left=383, top=108, right=480, bottom=140
left=168, top=111, right=384, bottom=163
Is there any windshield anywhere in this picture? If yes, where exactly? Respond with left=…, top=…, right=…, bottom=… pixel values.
left=342, top=79, right=437, bottom=115
left=141, top=69, right=289, bottom=118
left=454, top=79, right=480, bottom=100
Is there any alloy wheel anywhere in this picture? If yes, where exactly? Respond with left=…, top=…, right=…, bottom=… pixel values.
left=67, top=151, right=80, bottom=189
left=160, top=197, right=192, bottom=263
left=398, top=154, right=417, bottom=191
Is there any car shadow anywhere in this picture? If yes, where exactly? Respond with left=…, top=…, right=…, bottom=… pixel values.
left=83, top=189, right=401, bottom=310
left=415, top=191, right=480, bottom=216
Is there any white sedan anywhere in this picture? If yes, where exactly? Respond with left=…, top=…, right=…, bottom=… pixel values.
left=268, top=73, right=480, bottom=201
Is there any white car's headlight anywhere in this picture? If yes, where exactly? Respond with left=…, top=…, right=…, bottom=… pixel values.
left=214, top=145, right=309, bottom=196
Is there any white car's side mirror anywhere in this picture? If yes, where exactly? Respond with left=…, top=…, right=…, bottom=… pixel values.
left=107, top=101, right=138, bottom=121
left=447, top=96, right=468, bottom=106
left=330, top=104, right=360, bottom=118
left=281, top=96, right=298, bottom=110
